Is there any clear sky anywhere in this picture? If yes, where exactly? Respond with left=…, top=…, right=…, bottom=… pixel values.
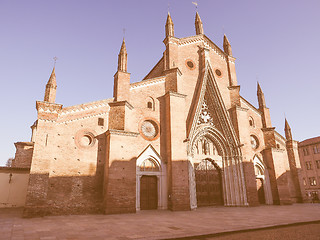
left=0, top=0, right=319, bottom=166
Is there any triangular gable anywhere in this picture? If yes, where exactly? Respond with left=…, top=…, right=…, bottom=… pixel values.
left=143, top=57, right=164, bottom=80
left=136, top=144, right=162, bottom=167
left=187, top=60, right=240, bottom=150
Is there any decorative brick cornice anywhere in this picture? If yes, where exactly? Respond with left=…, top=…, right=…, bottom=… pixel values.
left=60, top=99, right=111, bottom=115
left=163, top=36, right=179, bottom=46
left=130, top=76, right=165, bottom=89
left=36, top=101, right=63, bottom=114
left=57, top=112, right=107, bottom=124
left=178, top=35, right=227, bottom=61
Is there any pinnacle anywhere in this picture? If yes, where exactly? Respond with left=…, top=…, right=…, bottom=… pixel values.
left=257, top=82, right=262, bottom=93
left=285, top=118, right=291, bottom=129
left=224, top=34, right=230, bottom=45
left=47, top=66, right=56, bottom=86
left=195, top=11, right=202, bottom=23
left=166, top=12, right=173, bottom=25
left=119, top=38, right=127, bottom=54
left=284, top=118, right=293, bottom=140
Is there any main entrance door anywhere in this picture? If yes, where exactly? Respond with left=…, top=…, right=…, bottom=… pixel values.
left=140, top=175, right=158, bottom=210
left=195, top=159, right=223, bottom=206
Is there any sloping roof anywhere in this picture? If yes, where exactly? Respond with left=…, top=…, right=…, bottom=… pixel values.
left=299, top=136, right=320, bottom=146
left=143, top=57, right=164, bottom=80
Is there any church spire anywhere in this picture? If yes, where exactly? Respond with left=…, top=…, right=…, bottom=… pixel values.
left=285, top=118, right=293, bottom=141
left=195, top=12, right=204, bottom=35
left=257, top=82, right=266, bottom=109
left=118, top=38, right=127, bottom=72
left=223, top=34, right=232, bottom=56
left=44, top=67, right=57, bottom=103
left=165, top=12, right=174, bottom=37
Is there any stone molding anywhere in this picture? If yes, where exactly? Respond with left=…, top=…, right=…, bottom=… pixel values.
left=163, top=67, right=182, bottom=76
left=0, top=167, right=30, bottom=173
left=240, top=97, right=262, bottom=116
left=131, top=76, right=165, bottom=89
left=109, top=100, right=134, bottom=110
left=106, top=129, right=139, bottom=137
left=14, top=142, right=34, bottom=147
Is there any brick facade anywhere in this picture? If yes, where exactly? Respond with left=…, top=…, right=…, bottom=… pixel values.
left=15, top=12, right=304, bottom=217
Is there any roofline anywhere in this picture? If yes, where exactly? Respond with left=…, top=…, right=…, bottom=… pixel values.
left=298, top=136, right=320, bottom=146
left=61, top=98, right=113, bottom=111
left=142, top=56, right=164, bottom=80
left=240, top=96, right=262, bottom=116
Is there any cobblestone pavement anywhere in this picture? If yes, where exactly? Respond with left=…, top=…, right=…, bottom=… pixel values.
left=0, top=204, right=319, bottom=240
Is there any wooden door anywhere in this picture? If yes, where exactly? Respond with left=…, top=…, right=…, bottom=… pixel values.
left=195, top=160, right=223, bottom=206
left=257, top=178, right=266, bottom=204
left=140, top=176, right=158, bottom=210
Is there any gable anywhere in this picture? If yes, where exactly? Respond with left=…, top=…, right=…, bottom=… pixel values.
left=143, top=57, right=164, bottom=80
left=187, top=59, right=240, bottom=153
left=136, top=144, right=162, bottom=167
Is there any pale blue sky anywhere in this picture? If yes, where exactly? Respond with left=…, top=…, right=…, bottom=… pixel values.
left=0, top=0, right=319, bottom=166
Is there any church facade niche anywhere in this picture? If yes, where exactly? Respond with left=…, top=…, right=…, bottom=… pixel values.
left=253, top=155, right=273, bottom=205
left=135, top=145, right=167, bottom=211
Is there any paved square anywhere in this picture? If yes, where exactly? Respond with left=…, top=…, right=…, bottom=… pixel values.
left=1, top=204, right=320, bottom=240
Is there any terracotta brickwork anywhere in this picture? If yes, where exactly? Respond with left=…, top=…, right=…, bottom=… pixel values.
left=13, top=142, right=34, bottom=168
left=298, top=136, right=320, bottom=202
left=15, top=12, right=304, bottom=217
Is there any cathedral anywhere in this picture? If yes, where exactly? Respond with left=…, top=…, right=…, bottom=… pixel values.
left=14, top=12, right=304, bottom=217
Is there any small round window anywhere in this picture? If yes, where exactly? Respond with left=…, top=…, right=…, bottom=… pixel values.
left=185, top=59, right=195, bottom=70
left=215, top=69, right=222, bottom=77
left=250, top=135, right=259, bottom=150
left=75, top=130, right=96, bottom=149
left=139, top=119, right=160, bottom=141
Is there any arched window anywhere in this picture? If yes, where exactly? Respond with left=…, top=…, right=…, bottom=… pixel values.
left=255, top=164, right=264, bottom=176
left=253, top=156, right=265, bottom=177
left=139, top=158, right=160, bottom=172
left=249, top=117, right=255, bottom=127
left=146, top=97, right=155, bottom=111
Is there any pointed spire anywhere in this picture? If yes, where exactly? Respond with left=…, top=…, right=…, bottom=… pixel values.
left=47, top=67, right=56, bottom=86
left=257, top=82, right=266, bottom=109
left=195, top=12, right=204, bottom=35
left=285, top=118, right=293, bottom=141
left=165, top=12, right=174, bottom=37
left=118, top=38, right=127, bottom=72
left=44, top=67, right=57, bottom=103
left=257, top=81, right=262, bottom=93
left=223, top=34, right=233, bottom=56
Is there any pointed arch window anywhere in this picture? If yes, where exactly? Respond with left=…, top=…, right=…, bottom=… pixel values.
left=139, top=158, right=160, bottom=172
